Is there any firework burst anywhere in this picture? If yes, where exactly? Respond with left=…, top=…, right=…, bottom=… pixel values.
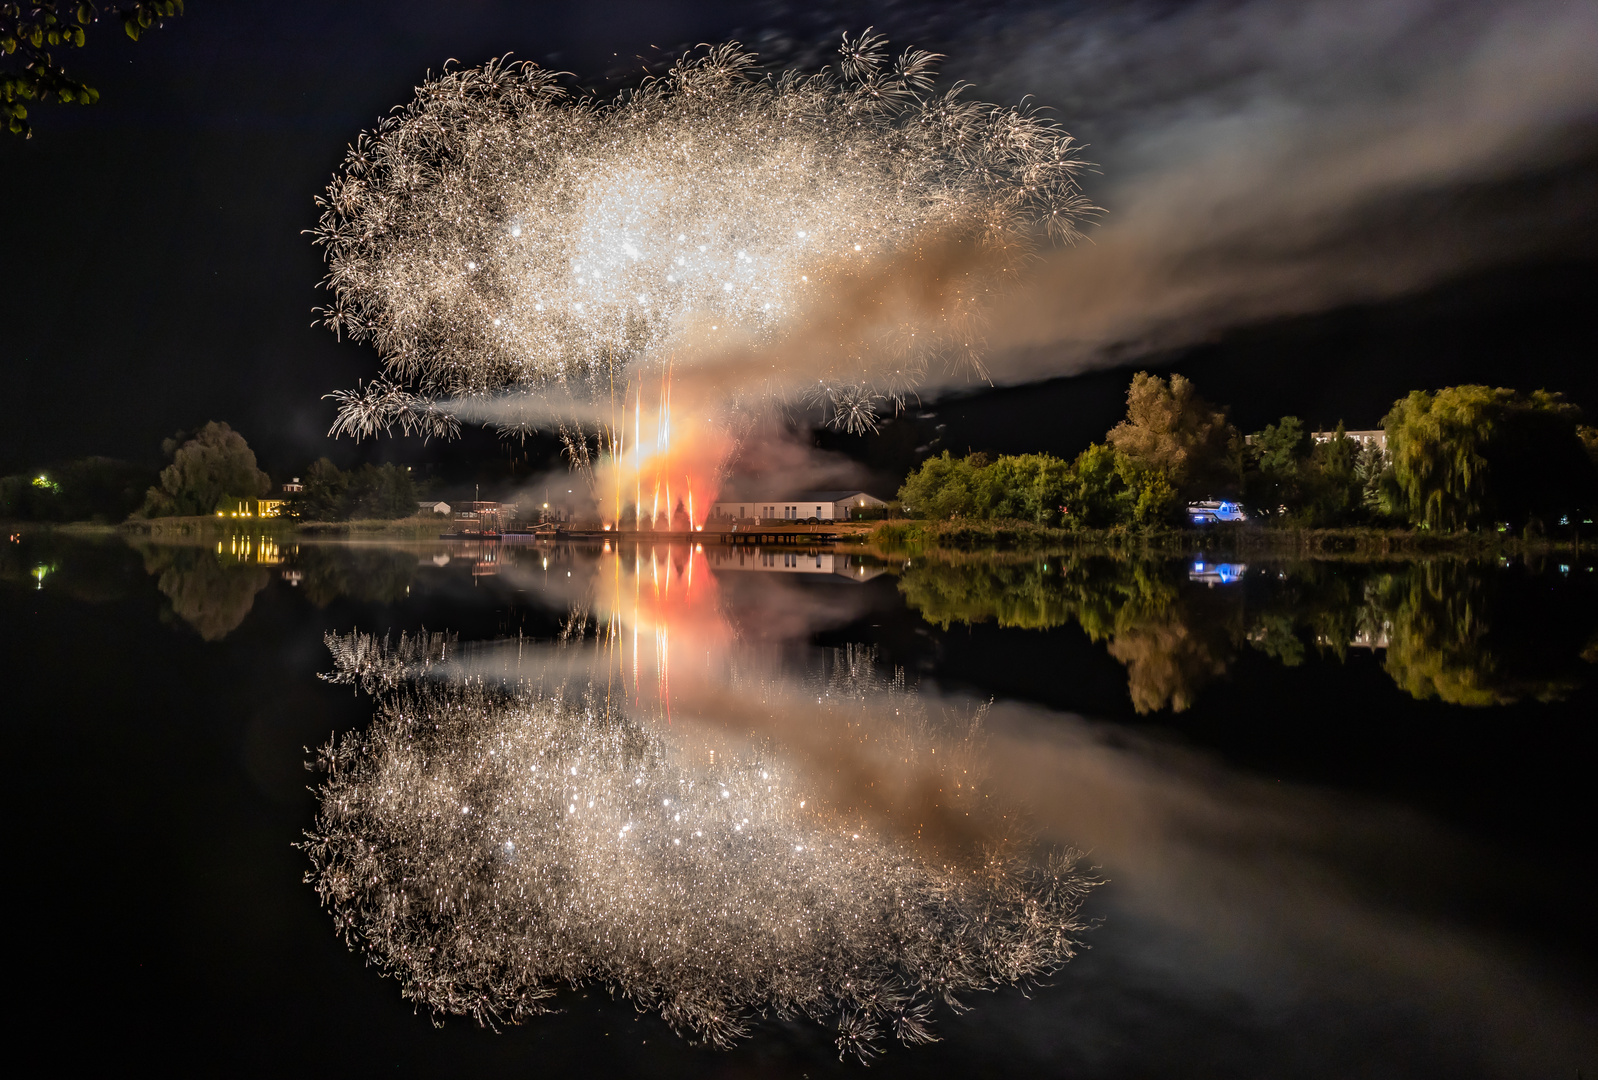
left=311, top=30, right=1093, bottom=453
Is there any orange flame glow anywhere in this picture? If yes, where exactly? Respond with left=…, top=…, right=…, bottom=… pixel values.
left=599, top=364, right=731, bottom=532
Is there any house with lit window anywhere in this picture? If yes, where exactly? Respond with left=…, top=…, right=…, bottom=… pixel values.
left=709, top=490, right=887, bottom=522
left=218, top=497, right=287, bottom=518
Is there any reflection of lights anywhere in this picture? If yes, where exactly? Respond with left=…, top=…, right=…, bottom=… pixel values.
left=1189, top=561, right=1247, bottom=586
left=31, top=564, right=53, bottom=589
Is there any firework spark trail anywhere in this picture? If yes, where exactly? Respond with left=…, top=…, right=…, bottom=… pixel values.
left=311, top=31, right=1093, bottom=502
left=305, top=630, right=1098, bottom=1059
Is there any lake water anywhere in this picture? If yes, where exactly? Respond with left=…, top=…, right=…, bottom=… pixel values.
left=6, top=531, right=1595, bottom=1077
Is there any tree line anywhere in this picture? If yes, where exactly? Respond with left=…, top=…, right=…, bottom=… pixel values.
left=2, top=421, right=425, bottom=522
left=898, top=374, right=1598, bottom=533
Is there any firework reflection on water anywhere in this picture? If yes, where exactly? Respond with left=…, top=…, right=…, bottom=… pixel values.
left=304, top=626, right=1098, bottom=1060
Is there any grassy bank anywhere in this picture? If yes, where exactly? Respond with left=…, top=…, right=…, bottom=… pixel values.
left=107, top=514, right=450, bottom=539
left=863, top=518, right=1593, bottom=557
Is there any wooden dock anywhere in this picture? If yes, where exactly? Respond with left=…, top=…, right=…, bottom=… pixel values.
left=463, top=524, right=867, bottom=545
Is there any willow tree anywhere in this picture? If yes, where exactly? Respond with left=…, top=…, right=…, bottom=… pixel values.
left=140, top=421, right=270, bottom=517
left=1381, top=386, right=1598, bottom=531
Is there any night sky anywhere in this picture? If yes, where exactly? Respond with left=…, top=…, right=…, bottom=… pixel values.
left=3, top=0, right=1594, bottom=483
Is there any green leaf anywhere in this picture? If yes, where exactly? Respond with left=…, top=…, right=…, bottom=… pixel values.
left=124, top=19, right=139, bottom=40
left=78, top=5, right=93, bottom=25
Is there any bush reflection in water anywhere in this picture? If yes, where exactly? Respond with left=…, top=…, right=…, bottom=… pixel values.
left=897, top=555, right=1598, bottom=710
left=127, top=539, right=418, bottom=639
left=31, top=535, right=1593, bottom=712
left=301, top=631, right=1097, bottom=1060
left=134, top=542, right=272, bottom=641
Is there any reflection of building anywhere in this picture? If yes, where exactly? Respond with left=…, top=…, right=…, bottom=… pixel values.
left=1188, top=559, right=1246, bottom=585
left=219, top=534, right=286, bottom=564
left=710, top=491, right=886, bottom=522
left=1312, top=429, right=1386, bottom=452
left=706, top=546, right=885, bottom=582
left=1348, top=623, right=1390, bottom=649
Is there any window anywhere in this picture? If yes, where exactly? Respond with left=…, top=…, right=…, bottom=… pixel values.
left=815, top=505, right=822, bottom=517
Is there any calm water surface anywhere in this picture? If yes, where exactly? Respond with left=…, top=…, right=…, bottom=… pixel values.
left=5, top=532, right=1595, bottom=1078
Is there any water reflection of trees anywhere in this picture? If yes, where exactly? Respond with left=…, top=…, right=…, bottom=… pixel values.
left=294, top=546, right=416, bottom=608
left=896, top=556, right=1595, bottom=712
left=303, top=633, right=1097, bottom=1060
left=136, top=544, right=270, bottom=641
left=1371, top=563, right=1580, bottom=706
left=122, top=541, right=422, bottom=639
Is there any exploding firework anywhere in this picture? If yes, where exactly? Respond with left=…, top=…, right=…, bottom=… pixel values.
left=310, top=31, right=1092, bottom=517
left=303, top=631, right=1098, bottom=1059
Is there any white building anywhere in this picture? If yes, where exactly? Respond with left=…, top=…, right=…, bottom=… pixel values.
left=709, top=490, right=887, bottom=522
left=1312, top=429, right=1386, bottom=452
left=418, top=501, right=452, bottom=515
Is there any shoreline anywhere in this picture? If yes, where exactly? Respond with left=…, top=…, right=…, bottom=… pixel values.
left=861, top=519, right=1593, bottom=557
left=6, top=516, right=1591, bottom=559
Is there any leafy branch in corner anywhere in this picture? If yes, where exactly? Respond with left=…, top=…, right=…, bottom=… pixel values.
left=2, top=2, right=183, bottom=137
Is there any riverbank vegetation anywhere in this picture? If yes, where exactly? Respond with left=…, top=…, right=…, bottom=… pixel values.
left=895, top=374, right=1598, bottom=540
left=864, top=518, right=1591, bottom=557
left=2, top=420, right=434, bottom=529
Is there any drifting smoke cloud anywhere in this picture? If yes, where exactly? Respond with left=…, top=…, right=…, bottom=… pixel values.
left=915, top=0, right=1598, bottom=380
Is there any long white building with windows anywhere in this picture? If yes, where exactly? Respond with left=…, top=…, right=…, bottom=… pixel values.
left=709, top=490, right=887, bottom=522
